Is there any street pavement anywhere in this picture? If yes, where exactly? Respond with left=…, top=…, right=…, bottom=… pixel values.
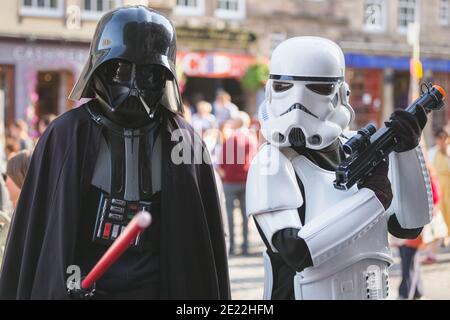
left=228, top=212, right=450, bottom=300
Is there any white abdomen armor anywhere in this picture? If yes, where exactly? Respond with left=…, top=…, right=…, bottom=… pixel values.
left=291, top=155, right=393, bottom=300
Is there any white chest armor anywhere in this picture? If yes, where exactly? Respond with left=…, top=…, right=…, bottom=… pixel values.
left=292, top=155, right=359, bottom=224
left=291, top=155, right=393, bottom=300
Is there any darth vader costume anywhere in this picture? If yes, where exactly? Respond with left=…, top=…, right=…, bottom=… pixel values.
left=0, top=6, right=230, bottom=300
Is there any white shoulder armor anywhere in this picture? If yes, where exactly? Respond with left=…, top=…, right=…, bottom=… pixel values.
left=387, top=146, right=433, bottom=229
left=246, top=143, right=303, bottom=217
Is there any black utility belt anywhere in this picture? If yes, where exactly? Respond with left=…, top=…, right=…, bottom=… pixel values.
left=92, top=192, right=159, bottom=252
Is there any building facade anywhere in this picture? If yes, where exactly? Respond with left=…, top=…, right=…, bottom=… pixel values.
left=244, top=0, right=450, bottom=140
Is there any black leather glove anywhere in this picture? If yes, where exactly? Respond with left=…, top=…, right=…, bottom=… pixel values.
left=385, top=105, right=427, bottom=153
left=357, top=160, right=393, bottom=210
left=272, top=228, right=313, bottom=271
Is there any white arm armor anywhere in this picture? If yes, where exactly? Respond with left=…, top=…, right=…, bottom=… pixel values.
left=298, top=188, right=385, bottom=266
left=253, top=209, right=302, bottom=252
left=246, top=143, right=303, bottom=252
left=387, top=146, right=433, bottom=229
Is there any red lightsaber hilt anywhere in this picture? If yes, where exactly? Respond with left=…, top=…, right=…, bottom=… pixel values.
left=81, top=211, right=152, bottom=291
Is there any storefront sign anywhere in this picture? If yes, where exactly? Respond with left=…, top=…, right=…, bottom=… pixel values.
left=177, top=51, right=256, bottom=79
left=12, top=46, right=87, bottom=64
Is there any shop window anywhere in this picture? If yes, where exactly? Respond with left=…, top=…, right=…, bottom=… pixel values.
left=363, top=0, right=386, bottom=32
left=398, top=0, right=418, bottom=33
left=82, top=0, right=122, bottom=20
left=346, top=68, right=383, bottom=129
left=439, top=0, right=450, bottom=26
left=20, top=0, right=64, bottom=18
left=175, top=0, right=205, bottom=16
left=215, top=0, right=246, bottom=19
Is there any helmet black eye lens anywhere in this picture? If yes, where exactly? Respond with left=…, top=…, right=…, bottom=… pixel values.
left=306, top=83, right=336, bottom=95
left=102, top=60, right=132, bottom=85
left=137, top=65, right=166, bottom=90
left=273, top=81, right=293, bottom=92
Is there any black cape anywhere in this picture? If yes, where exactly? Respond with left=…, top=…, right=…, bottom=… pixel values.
left=0, top=103, right=230, bottom=300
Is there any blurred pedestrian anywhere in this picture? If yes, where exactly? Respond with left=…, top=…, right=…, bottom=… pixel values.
left=191, top=100, right=217, bottom=134
left=0, top=149, right=32, bottom=266
left=5, top=136, right=21, bottom=160
left=4, top=149, right=32, bottom=209
left=8, top=120, right=33, bottom=150
left=203, top=128, right=223, bottom=167
left=219, top=111, right=257, bottom=255
left=38, top=114, right=57, bottom=136
left=0, top=168, right=12, bottom=255
left=182, top=101, right=192, bottom=124
left=428, top=127, right=450, bottom=246
left=422, top=169, right=448, bottom=264
left=398, top=236, right=424, bottom=299
left=214, top=166, right=230, bottom=256
left=200, top=124, right=230, bottom=255
left=213, top=90, right=239, bottom=126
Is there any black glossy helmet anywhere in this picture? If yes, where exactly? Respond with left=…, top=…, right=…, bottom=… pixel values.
left=69, top=6, right=182, bottom=114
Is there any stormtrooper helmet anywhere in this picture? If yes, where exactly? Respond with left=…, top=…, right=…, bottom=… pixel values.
left=259, top=36, right=355, bottom=150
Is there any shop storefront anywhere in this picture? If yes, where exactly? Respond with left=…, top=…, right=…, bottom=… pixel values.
left=175, top=26, right=259, bottom=113
left=0, top=38, right=89, bottom=128
left=177, top=51, right=257, bottom=109
left=345, top=53, right=450, bottom=133
left=345, top=67, right=383, bottom=129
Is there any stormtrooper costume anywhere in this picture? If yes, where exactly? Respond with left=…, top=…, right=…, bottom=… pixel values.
left=246, top=37, right=431, bottom=300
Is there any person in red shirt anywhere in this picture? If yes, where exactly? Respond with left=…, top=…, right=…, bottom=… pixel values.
left=219, top=111, right=258, bottom=255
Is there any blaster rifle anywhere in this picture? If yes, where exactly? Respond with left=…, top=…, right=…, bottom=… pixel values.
left=334, top=83, right=446, bottom=191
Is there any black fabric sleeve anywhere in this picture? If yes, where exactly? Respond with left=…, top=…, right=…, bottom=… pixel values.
left=272, top=228, right=313, bottom=272
left=388, top=214, right=423, bottom=239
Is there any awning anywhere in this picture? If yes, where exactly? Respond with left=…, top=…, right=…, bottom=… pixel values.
left=345, top=53, right=450, bottom=73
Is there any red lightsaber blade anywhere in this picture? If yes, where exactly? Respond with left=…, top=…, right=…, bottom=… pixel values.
left=81, top=211, right=152, bottom=290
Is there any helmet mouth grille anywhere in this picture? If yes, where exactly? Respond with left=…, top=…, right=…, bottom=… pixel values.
left=288, top=128, right=306, bottom=147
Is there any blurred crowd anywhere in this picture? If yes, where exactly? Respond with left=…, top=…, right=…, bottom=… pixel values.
left=183, top=90, right=259, bottom=256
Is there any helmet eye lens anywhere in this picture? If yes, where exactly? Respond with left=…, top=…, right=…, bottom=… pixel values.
left=306, top=83, right=336, bottom=95
left=102, top=60, right=133, bottom=85
left=273, top=81, right=293, bottom=93
left=136, top=65, right=167, bottom=90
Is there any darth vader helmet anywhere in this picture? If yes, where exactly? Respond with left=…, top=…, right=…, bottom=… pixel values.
left=69, top=6, right=182, bottom=118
